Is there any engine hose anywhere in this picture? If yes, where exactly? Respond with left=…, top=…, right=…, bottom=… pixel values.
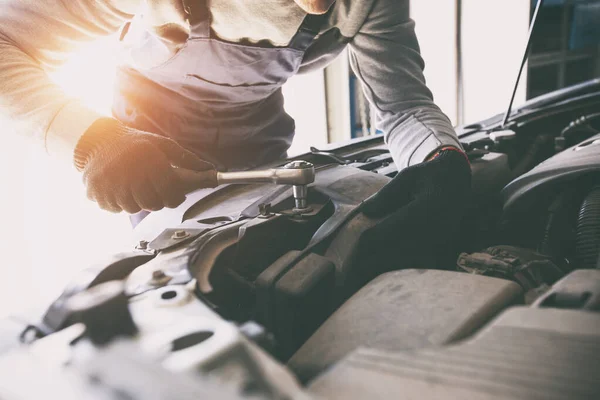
left=575, top=186, right=600, bottom=269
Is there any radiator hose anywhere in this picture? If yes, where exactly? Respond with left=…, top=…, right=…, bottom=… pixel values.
left=575, top=186, right=600, bottom=269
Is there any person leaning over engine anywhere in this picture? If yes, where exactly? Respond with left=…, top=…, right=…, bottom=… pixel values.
left=0, top=0, right=470, bottom=265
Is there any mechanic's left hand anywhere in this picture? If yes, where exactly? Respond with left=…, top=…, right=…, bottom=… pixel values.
left=359, top=148, right=472, bottom=272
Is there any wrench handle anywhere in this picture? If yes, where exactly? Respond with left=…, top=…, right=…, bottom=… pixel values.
left=173, top=168, right=218, bottom=194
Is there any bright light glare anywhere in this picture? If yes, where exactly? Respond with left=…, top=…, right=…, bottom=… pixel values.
left=0, top=36, right=130, bottom=318
left=49, top=36, right=120, bottom=115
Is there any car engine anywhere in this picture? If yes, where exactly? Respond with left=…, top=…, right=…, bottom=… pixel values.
left=1, top=90, right=600, bottom=399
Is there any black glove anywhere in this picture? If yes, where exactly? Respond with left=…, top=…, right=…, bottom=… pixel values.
left=359, top=148, right=472, bottom=273
left=75, top=118, right=217, bottom=214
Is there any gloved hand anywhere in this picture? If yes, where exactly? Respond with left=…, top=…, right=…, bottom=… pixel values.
left=358, top=148, right=472, bottom=273
left=74, top=118, right=217, bottom=214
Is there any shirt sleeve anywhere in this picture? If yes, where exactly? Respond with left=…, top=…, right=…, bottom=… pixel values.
left=348, top=0, right=462, bottom=169
left=0, top=0, right=137, bottom=160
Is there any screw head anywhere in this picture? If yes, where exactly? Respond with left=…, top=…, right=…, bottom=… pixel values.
left=136, top=240, right=149, bottom=250
left=172, top=230, right=190, bottom=240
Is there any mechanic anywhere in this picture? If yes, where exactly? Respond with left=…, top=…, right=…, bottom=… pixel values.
left=0, top=0, right=470, bottom=255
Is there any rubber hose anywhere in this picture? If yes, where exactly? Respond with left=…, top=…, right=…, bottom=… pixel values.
left=575, top=186, right=600, bottom=269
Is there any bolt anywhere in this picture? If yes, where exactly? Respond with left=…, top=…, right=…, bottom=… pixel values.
left=152, top=270, right=166, bottom=280
left=258, top=203, right=272, bottom=216
left=150, top=269, right=171, bottom=286
left=136, top=240, right=149, bottom=250
left=172, top=230, right=189, bottom=240
left=293, top=184, right=308, bottom=210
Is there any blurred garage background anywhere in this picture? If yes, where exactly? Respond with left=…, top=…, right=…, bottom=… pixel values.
left=0, top=0, right=598, bottom=315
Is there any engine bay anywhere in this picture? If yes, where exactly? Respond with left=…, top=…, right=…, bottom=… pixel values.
left=2, top=91, right=600, bottom=399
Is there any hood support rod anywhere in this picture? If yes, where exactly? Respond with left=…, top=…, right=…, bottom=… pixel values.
left=501, top=0, right=545, bottom=128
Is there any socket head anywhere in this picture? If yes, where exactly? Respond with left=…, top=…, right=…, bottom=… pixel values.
left=282, top=161, right=315, bottom=185
left=284, top=160, right=313, bottom=170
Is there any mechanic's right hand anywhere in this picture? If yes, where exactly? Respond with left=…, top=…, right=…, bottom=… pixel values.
left=74, top=118, right=217, bottom=214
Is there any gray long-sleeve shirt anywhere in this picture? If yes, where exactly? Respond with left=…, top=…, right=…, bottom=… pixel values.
left=0, top=0, right=461, bottom=168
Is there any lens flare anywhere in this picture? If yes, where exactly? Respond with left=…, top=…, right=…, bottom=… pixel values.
left=49, top=36, right=120, bottom=115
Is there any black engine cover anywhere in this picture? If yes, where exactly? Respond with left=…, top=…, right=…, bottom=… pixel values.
left=503, top=133, right=600, bottom=215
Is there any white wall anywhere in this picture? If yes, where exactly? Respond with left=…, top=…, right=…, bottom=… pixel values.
left=324, top=50, right=353, bottom=143
left=284, top=71, right=329, bottom=155
left=410, top=0, right=458, bottom=125
left=411, top=0, right=529, bottom=126
left=462, top=0, right=530, bottom=123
